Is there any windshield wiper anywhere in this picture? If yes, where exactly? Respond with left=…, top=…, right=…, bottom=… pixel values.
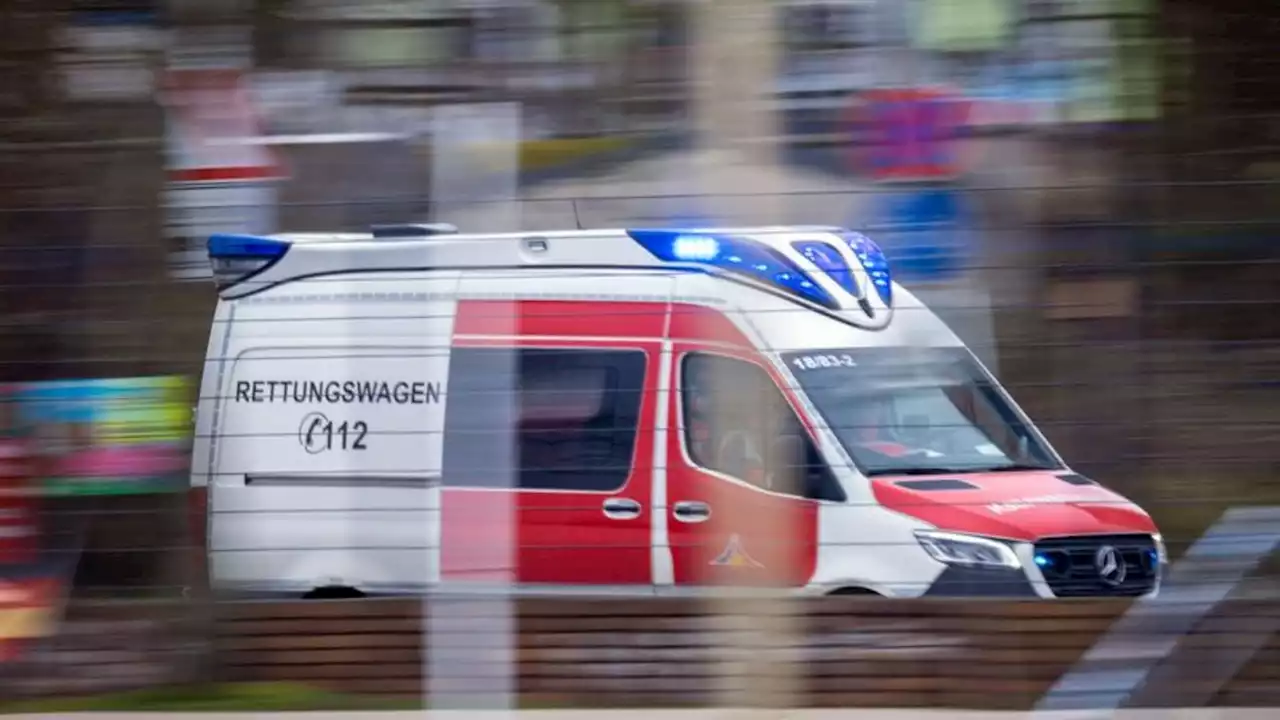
left=865, top=467, right=973, bottom=477
left=865, top=463, right=1056, bottom=477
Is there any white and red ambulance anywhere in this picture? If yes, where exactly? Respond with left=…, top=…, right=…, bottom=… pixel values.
left=191, top=224, right=1165, bottom=599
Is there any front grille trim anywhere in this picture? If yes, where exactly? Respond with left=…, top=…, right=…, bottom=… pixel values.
left=1034, top=533, right=1158, bottom=598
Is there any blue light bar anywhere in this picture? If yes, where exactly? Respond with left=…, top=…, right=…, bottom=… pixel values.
left=840, top=231, right=893, bottom=305
left=628, top=230, right=837, bottom=309
left=207, top=234, right=291, bottom=292
left=208, top=234, right=291, bottom=260
left=792, top=241, right=861, bottom=298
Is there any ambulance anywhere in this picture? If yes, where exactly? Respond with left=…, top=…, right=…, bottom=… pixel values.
left=191, top=224, right=1166, bottom=599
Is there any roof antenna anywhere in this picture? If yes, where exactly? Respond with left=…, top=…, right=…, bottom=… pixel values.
left=571, top=199, right=584, bottom=230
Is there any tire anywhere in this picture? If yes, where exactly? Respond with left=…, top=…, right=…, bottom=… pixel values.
left=827, top=587, right=884, bottom=597
left=303, top=585, right=366, bottom=600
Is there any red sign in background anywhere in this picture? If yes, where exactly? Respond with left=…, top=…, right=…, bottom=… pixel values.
left=161, top=67, right=285, bottom=183
left=848, top=87, right=970, bottom=181
left=0, top=576, right=60, bottom=663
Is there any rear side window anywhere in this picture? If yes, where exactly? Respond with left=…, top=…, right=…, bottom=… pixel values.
left=443, top=348, right=646, bottom=491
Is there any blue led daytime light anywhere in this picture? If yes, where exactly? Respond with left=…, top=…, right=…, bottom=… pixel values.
left=840, top=231, right=893, bottom=305
left=792, top=241, right=861, bottom=298
left=628, top=230, right=837, bottom=309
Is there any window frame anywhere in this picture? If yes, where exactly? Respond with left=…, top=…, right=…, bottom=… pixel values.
left=442, top=345, right=649, bottom=493
left=677, top=350, right=845, bottom=503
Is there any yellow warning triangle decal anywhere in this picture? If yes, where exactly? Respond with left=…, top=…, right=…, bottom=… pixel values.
left=710, top=534, right=764, bottom=568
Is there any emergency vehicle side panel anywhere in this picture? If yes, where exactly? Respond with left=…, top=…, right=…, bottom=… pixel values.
left=662, top=295, right=819, bottom=588
left=190, top=300, right=230, bottom=490
left=749, top=292, right=965, bottom=595
left=668, top=303, right=756, bottom=348
left=190, top=300, right=231, bottom=554
left=205, top=273, right=460, bottom=594
left=441, top=273, right=674, bottom=587
left=661, top=278, right=950, bottom=595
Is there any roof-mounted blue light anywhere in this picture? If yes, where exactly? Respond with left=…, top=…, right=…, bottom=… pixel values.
left=840, top=231, right=893, bottom=305
left=792, top=241, right=861, bottom=298
left=628, top=230, right=837, bottom=309
left=672, top=235, right=720, bottom=261
left=207, top=234, right=291, bottom=292
left=208, top=233, right=290, bottom=260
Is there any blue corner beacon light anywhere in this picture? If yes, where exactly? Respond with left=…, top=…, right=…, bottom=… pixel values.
left=840, top=231, right=893, bottom=306
left=628, top=230, right=837, bottom=309
left=207, top=233, right=291, bottom=291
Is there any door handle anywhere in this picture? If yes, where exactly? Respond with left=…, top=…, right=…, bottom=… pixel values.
left=602, top=497, right=642, bottom=520
left=673, top=501, right=711, bottom=523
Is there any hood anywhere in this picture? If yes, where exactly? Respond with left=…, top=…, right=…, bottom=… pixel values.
left=870, top=470, right=1156, bottom=542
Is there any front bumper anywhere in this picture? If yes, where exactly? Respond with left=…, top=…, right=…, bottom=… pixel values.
left=923, top=564, right=1041, bottom=598
left=922, top=541, right=1166, bottom=599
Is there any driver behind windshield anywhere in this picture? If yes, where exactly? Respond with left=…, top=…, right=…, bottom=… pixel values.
left=844, top=395, right=946, bottom=461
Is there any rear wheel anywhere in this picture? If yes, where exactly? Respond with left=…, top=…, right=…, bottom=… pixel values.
left=303, top=585, right=366, bottom=600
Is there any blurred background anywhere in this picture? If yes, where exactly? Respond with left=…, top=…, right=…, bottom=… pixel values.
left=0, top=0, right=1277, bottom=713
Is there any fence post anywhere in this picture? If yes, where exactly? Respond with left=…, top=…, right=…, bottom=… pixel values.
left=425, top=102, right=521, bottom=714
left=691, top=0, right=801, bottom=709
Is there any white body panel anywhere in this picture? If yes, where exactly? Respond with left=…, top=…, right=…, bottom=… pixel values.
left=204, top=273, right=461, bottom=593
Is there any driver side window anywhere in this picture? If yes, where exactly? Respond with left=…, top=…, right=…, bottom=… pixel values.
left=680, top=353, right=844, bottom=502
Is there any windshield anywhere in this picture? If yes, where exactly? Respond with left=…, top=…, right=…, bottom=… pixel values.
left=780, top=347, right=1061, bottom=476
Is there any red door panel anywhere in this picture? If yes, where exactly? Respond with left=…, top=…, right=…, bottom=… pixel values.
left=441, top=488, right=653, bottom=585
left=439, top=338, right=658, bottom=585
left=442, top=300, right=664, bottom=587
left=665, top=343, right=819, bottom=588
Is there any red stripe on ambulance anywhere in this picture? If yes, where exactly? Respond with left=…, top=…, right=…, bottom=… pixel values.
left=454, top=300, right=667, bottom=339
left=441, top=299, right=820, bottom=588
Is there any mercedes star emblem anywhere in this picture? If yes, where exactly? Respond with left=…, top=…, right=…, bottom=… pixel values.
left=1094, top=545, right=1127, bottom=586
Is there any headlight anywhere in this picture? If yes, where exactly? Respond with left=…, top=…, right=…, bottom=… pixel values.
left=1153, top=533, right=1168, bottom=564
left=914, top=530, right=1021, bottom=569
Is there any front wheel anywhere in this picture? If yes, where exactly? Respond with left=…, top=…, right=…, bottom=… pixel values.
left=826, top=587, right=884, bottom=597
